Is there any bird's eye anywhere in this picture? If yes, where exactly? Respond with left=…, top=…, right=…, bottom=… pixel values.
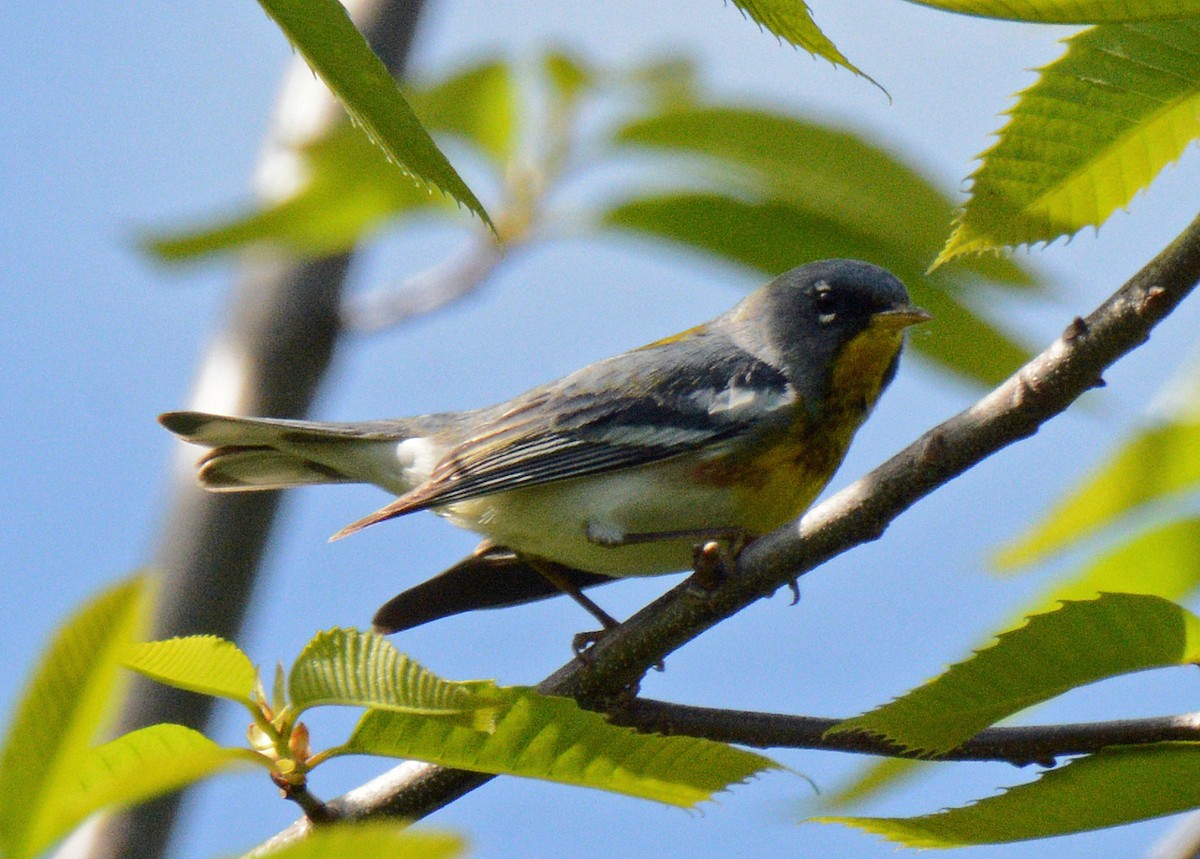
left=814, top=286, right=838, bottom=322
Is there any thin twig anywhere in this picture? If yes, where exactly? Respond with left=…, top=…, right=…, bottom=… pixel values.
left=340, top=80, right=578, bottom=335
left=612, top=699, right=1200, bottom=766
left=255, top=211, right=1200, bottom=849
left=275, top=781, right=334, bottom=824
left=341, top=235, right=505, bottom=332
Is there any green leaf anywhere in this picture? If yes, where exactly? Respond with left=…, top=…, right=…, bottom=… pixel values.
left=606, top=192, right=1030, bottom=385
left=288, top=628, right=497, bottom=730
left=125, top=635, right=256, bottom=706
left=728, top=0, right=872, bottom=81
left=830, top=518, right=1200, bottom=809
left=342, top=686, right=778, bottom=807
left=47, top=724, right=260, bottom=842
left=254, top=0, right=492, bottom=230
left=257, top=822, right=464, bottom=859
left=996, top=416, right=1200, bottom=569
left=821, top=743, right=1200, bottom=846
left=0, top=575, right=150, bottom=859
left=938, top=20, right=1200, bottom=263
left=908, top=0, right=1200, bottom=23
left=831, top=593, right=1200, bottom=755
left=272, top=662, right=288, bottom=716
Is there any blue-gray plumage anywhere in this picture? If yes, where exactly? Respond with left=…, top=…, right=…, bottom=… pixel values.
left=160, top=259, right=929, bottom=632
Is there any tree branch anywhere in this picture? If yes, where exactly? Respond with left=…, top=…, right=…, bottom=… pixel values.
left=256, top=210, right=1200, bottom=849
left=72, top=4, right=428, bottom=859
left=341, top=234, right=505, bottom=332
left=611, top=699, right=1200, bottom=765
left=1150, top=809, right=1200, bottom=859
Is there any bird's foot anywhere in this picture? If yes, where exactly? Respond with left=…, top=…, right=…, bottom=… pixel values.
left=690, top=540, right=730, bottom=590
left=572, top=627, right=665, bottom=672
left=572, top=627, right=609, bottom=659
left=687, top=528, right=756, bottom=591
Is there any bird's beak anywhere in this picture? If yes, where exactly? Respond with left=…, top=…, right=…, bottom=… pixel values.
left=873, top=305, right=933, bottom=329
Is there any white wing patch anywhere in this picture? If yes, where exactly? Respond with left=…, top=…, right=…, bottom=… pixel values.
left=691, top=381, right=793, bottom=416
left=395, top=436, right=440, bottom=485
left=585, top=380, right=794, bottom=450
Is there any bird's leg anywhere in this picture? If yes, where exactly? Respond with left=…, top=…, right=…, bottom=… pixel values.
left=689, top=529, right=756, bottom=590
left=525, top=557, right=623, bottom=657
left=690, top=541, right=730, bottom=590
left=587, top=523, right=753, bottom=549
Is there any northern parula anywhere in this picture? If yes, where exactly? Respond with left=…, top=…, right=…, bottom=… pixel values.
left=161, top=259, right=929, bottom=632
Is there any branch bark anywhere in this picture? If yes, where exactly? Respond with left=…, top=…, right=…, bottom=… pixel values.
left=612, top=699, right=1200, bottom=765
left=255, top=209, right=1200, bottom=850
left=1150, top=810, right=1200, bottom=859
left=68, top=5, right=427, bottom=859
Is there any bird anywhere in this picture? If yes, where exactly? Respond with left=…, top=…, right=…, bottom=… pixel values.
left=160, top=259, right=930, bottom=636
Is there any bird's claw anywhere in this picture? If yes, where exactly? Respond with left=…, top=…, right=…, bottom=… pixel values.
left=572, top=628, right=664, bottom=672
left=572, top=629, right=606, bottom=659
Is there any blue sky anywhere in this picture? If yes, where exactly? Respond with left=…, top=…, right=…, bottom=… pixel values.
left=4, top=2, right=1200, bottom=858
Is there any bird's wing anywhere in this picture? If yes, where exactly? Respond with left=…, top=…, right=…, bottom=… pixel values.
left=332, top=333, right=798, bottom=537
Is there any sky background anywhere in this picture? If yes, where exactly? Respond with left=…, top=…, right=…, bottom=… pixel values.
left=4, top=1, right=1200, bottom=858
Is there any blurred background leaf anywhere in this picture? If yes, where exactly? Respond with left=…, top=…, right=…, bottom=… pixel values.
left=256, top=823, right=464, bottom=859
left=605, top=106, right=1039, bottom=385
left=996, top=414, right=1200, bottom=569
left=145, top=59, right=516, bottom=261
left=145, top=56, right=1044, bottom=391
left=0, top=575, right=150, bottom=859
left=47, top=725, right=261, bottom=848
left=255, top=0, right=493, bottom=229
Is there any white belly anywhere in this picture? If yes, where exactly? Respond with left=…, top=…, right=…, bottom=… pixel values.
left=436, top=457, right=747, bottom=577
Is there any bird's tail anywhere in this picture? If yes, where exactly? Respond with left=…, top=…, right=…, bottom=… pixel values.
left=159, top=411, right=419, bottom=494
